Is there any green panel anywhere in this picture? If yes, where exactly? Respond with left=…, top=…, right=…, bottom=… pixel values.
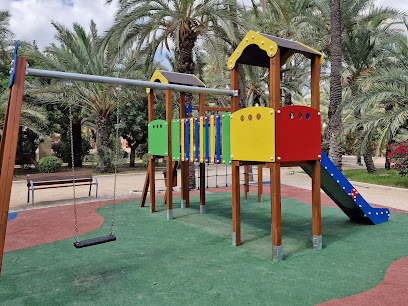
left=171, top=119, right=180, bottom=161
left=148, top=119, right=168, bottom=156
left=221, top=113, right=231, bottom=165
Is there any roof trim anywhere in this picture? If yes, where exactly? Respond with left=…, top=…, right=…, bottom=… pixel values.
left=227, top=30, right=278, bottom=70
left=146, top=70, right=168, bottom=94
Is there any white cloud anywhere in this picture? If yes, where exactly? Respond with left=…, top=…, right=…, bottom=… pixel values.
left=0, top=0, right=118, bottom=49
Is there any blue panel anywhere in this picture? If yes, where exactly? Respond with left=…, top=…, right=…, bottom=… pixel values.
left=195, top=117, right=199, bottom=162
left=319, top=151, right=389, bottom=225
left=8, top=42, right=18, bottom=88
left=205, top=116, right=209, bottom=163
left=216, top=115, right=221, bottom=164
left=186, top=105, right=195, bottom=117
left=185, top=119, right=190, bottom=161
left=8, top=211, right=19, bottom=221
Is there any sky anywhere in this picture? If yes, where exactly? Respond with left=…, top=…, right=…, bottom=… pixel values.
left=1, top=0, right=408, bottom=50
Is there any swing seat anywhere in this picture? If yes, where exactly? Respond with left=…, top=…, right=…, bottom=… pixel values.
left=74, top=234, right=116, bottom=248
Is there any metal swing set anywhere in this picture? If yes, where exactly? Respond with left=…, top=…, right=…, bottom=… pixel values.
left=0, top=43, right=237, bottom=275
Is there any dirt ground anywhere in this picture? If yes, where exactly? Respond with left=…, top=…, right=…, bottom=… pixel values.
left=9, top=155, right=408, bottom=213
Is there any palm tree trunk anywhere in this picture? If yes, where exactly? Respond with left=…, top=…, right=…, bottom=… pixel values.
left=96, top=113, right=112, bottom=172
left=72, top=117, right=83, bottom=167
left=385, top=139, right=392, bottom=170
left=363, top=149, right=377, bottom=174
left=328, top=0, right=343, bottom=171
left=177, top=31, right=198, bottom=189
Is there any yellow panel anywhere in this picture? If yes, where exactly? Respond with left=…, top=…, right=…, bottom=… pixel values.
left=210, top=115, right=215, bottom=163
left=190, top=118, right=194, bottom=162
left=227, top=30, right=278, bottom=70
left=181, top=119, right=185, bottom=161
left=230, top=107, right=275, bottom=163
left=146, top=70, right=168, bottom=94
left=199, top=116, right=204, bottom=163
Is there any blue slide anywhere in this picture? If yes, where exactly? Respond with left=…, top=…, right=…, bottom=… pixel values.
left=301, top=151, right=390, bottom=225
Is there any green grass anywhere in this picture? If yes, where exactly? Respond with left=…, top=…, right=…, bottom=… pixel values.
left=342, top=169, right=408, bottom=189
left=1, top=193, right=407, bottom=305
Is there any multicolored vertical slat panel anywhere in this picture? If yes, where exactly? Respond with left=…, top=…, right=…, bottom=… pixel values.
left=199, top=116, right=204, bottom=162
left=222, top=113, right=231, bottom=165
left=185, top=119, right=190, bottom=161
left=190, top=118, right=194, bottom=162
left=171, top=119, right=180, bottom=161
left=181, top=119, right=185, bottom=161
left=205, top=116, right=209, bottom=163
left=195, top=117, right=199, bottom=162
left=210, top=115, right=215, bottom=163
left=216, top=114, right=221, bottom=164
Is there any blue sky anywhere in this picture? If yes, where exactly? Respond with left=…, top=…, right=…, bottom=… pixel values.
left=1, top=0, right=407, bottom=70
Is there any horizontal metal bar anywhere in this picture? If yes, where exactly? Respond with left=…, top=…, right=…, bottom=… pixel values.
left=26, top=68, right=238, bottom=97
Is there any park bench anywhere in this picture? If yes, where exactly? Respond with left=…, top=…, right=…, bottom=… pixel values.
left=27, top=170, right=98, bottom=205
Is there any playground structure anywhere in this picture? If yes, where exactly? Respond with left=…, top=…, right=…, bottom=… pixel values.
left=0, top=31, right=391, bottom=275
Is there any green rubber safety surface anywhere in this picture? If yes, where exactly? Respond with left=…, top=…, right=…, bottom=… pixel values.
left=221, top=113, right=231, bottom=165
left=171, top=119, right=180, bottom=161
left=148, top=119, right=168, bottom=156
left=1, top=193, right=408, bottom=305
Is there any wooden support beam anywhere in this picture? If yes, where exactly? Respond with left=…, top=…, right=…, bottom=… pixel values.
left=139, top=162, right=150, bottom=207
left=199, top=93, right=205, bottom=211
left=230, top=67, right=240, bottom=112
left=312, top=160, right=321, bottom=237
left=149, top=156, right=156, bottom=213
left=163, top=161, right=178, bottom=205
left=231, top=161, right=241, bottom=246
left=0, top=56, right=27, bottom=276
left=270, top=163, right=282, bottom=259
left=311, top=55, right=321, bottom=111
left=146, top=90, right=156, bottom=212
left=270, top=50, right=281, bottom=109
left=244, top=165, right=249, bottom=200
left=269, top=52, right=282, bottom=261
left=258, top=164, right=263, bottom=202
left=166, top=90, right=173, bottom=219
left=179, top=92, right=189, bottom=208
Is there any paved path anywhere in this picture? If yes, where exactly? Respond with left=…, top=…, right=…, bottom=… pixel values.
left=9, top=155, right=408, bottom=212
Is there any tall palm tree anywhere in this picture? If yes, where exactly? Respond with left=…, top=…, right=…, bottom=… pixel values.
left=105, top=0, right=243, bottom=81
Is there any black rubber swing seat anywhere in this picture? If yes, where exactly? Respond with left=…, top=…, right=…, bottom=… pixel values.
left=74, top=234, right=116, bottom=248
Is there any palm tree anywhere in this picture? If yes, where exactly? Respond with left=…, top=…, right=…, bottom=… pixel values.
left=29, top=21, right=119, bottom=172
left=105, top=0, right=243, bottom=83
left=341, top=6, right=402, bottom=173
left=0, top=11, right=13, bottom=94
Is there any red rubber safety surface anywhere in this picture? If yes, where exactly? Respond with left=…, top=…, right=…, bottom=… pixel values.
left=317, top=256, right=408, bottom=305
left=4, top=185, right=408, bottom=305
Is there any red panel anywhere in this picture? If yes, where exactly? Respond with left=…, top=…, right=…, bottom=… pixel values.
left=276, top=106, right=321, bottom=162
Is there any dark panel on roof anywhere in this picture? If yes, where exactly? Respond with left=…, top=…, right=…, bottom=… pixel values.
left=261, top=33, right=320, bottom=56
left=159, top=71, right=205, bottom=87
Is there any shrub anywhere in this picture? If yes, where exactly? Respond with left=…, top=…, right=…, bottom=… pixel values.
left=38, top=156, right=63, bottom=173
left=388, top=139, right=408, bottom=177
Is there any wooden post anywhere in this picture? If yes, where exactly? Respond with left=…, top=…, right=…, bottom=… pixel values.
left=150, top=156, right=156, bottom=213
left=198, top=93, right=206, bottom=214
left=139, top=162, right=150, bottom=207
left=180, top=92, right=189, bottom=208
left=230, top=66, right=241, bottom=246
left=244, top=165, right=249, bottom=200
left=311, top=54, right=322, bottom=250
left=232, top=161, right=241, bottom=246
left=166, top=90, right=173, bottom=219
left=0, top=56, right=27, bottom=276
left=257, top=164, right=263, bottom=202
left=270, top=51, right=283, bottom=261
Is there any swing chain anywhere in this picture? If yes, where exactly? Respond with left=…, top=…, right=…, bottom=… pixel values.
left=67, top=80, right=79, bottom=243
left=110, top=85, right=121, bottom=235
